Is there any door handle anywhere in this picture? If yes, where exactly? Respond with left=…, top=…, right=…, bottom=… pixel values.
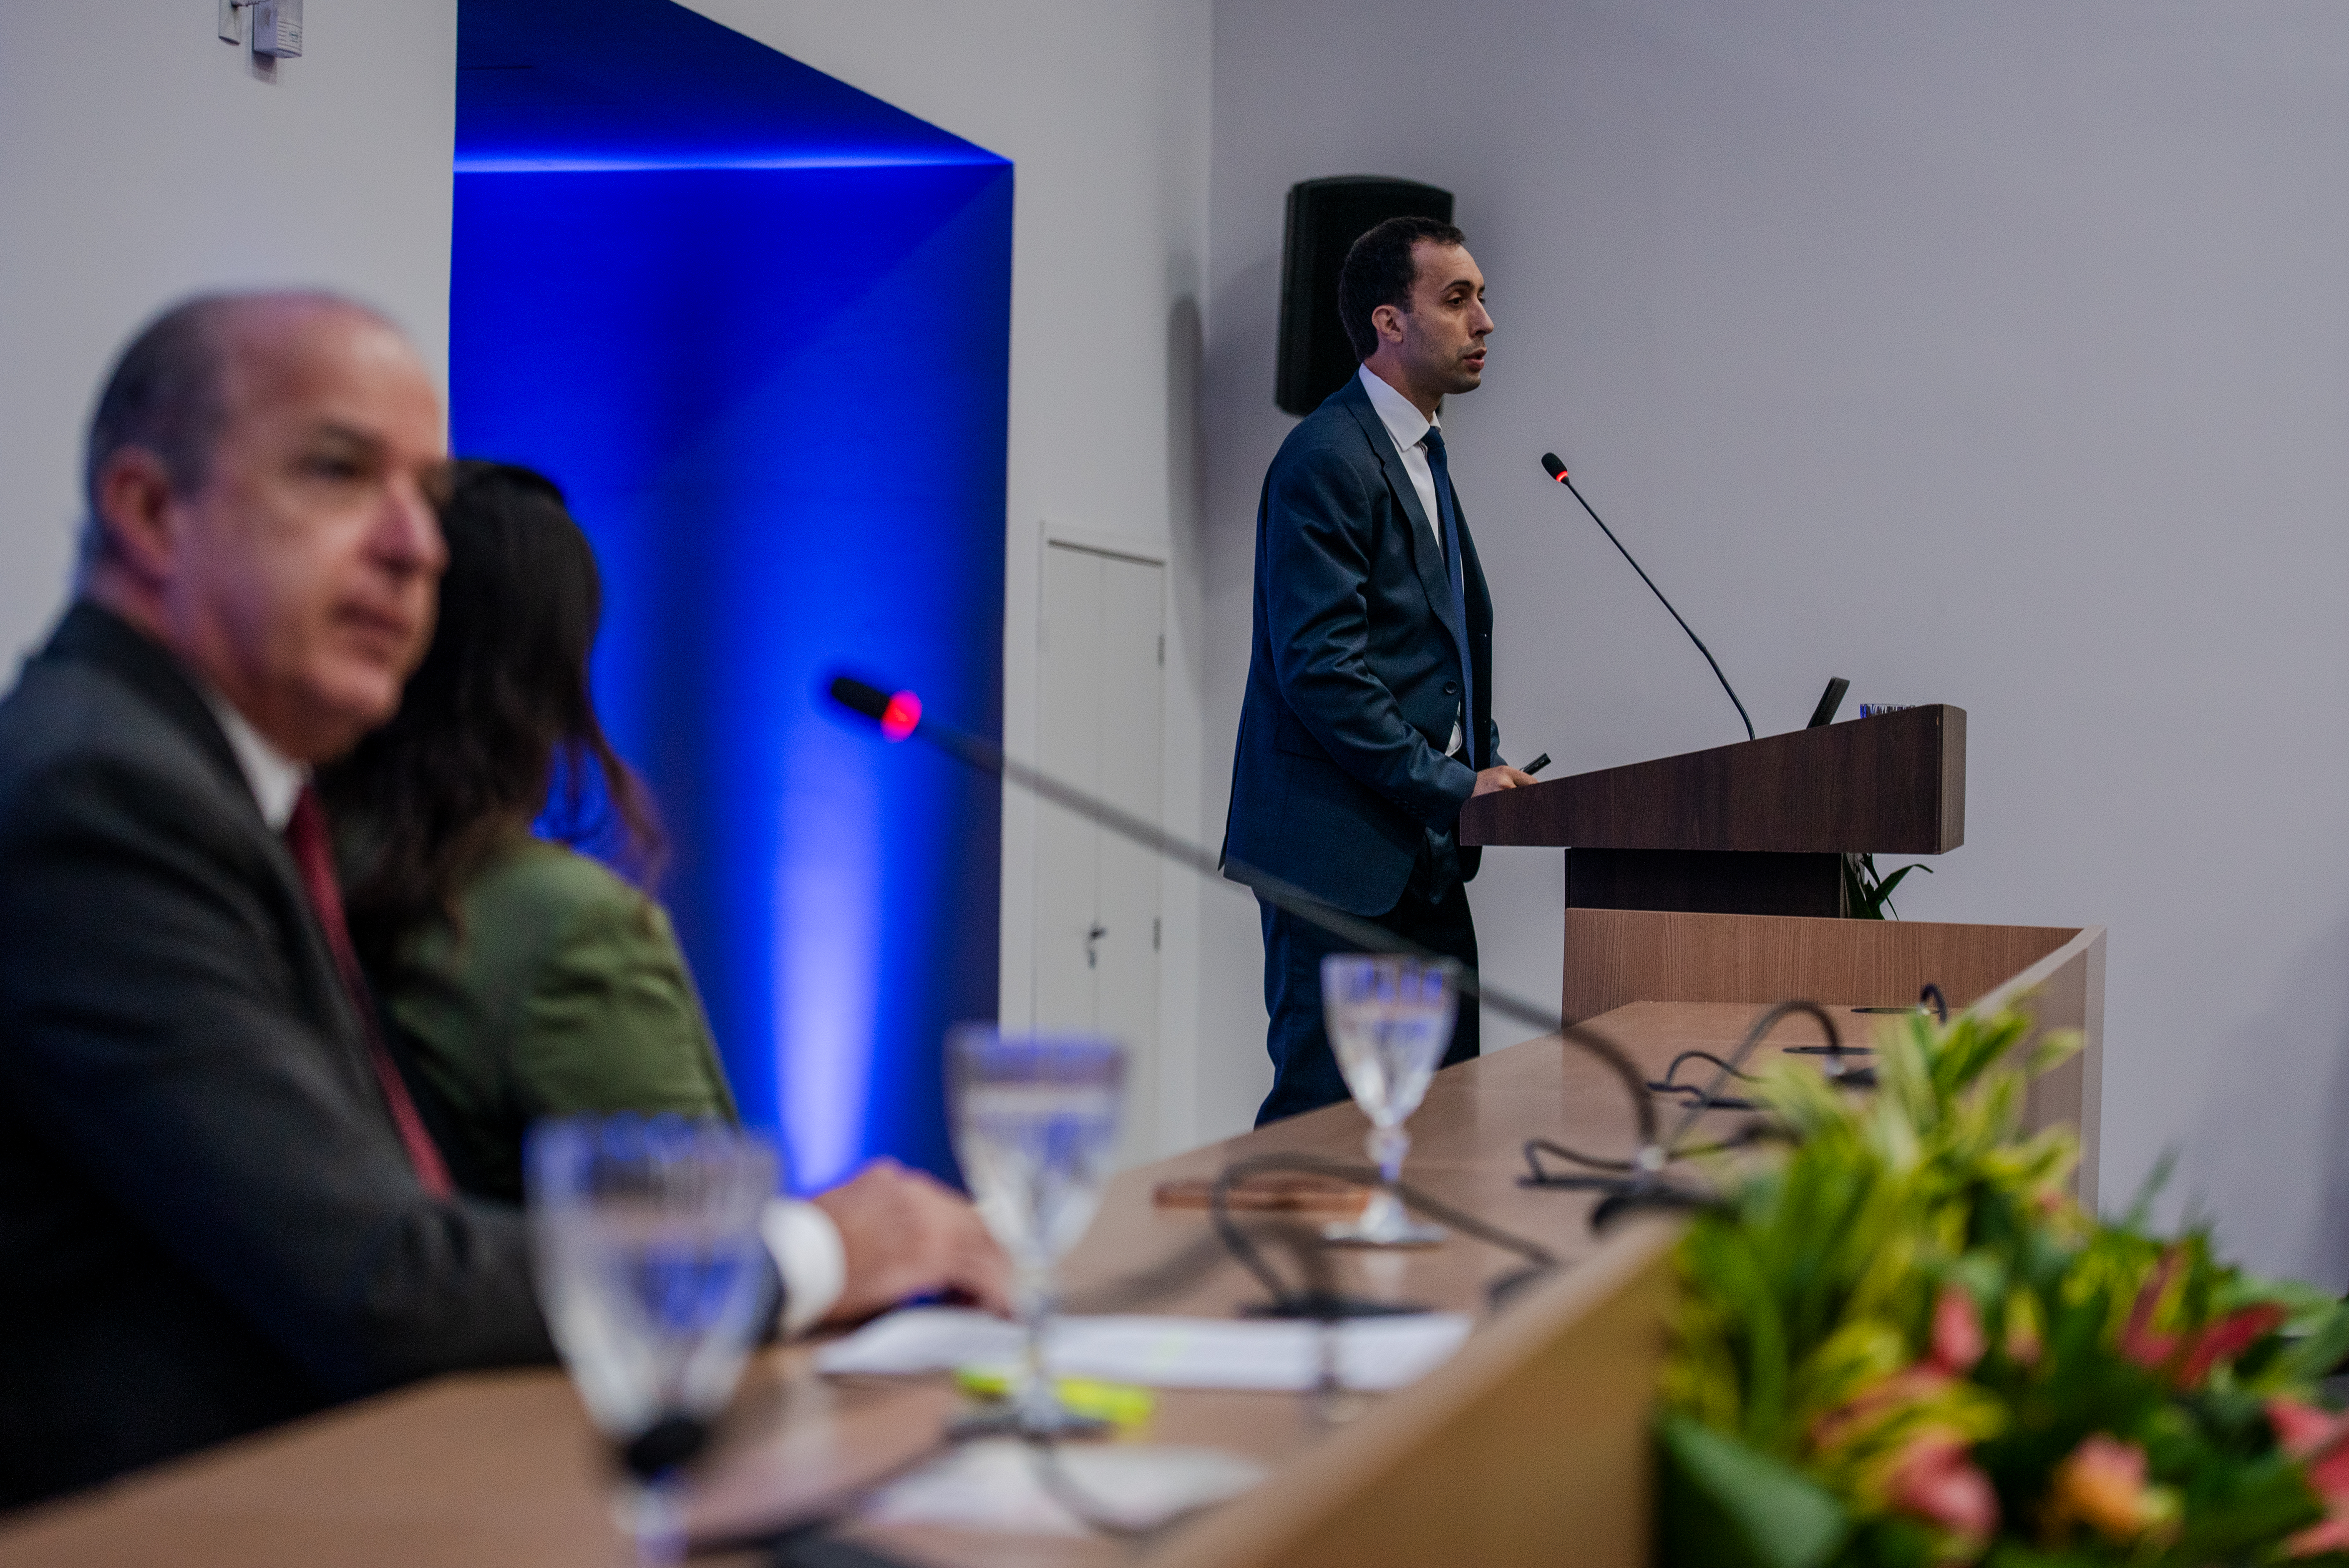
left=1085, top=923, right=1108, bottom=968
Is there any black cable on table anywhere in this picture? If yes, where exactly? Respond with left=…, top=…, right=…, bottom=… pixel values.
left=1662, top=998, right=1848, bottom=1156
left=1645, top=1049, right=1761, bottom=1112
left=1520, top=997, right=1853, bottom=1222
left=1206, top=1150, right=1559, bottom=1319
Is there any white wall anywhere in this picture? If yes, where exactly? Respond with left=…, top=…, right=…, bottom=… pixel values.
left=1204, top=1, right=2349, bottom=1281
left=682, top=1, right=1218, bottom=1150
left=0, top=0, right=460, bottom=663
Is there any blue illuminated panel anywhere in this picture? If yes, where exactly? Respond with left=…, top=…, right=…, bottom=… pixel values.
left=451, top=0, right=1009, bottom=1189
left=457, top=0, right=987, bottom=171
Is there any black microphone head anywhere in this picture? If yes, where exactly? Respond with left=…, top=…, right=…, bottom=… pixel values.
left=827, top=674, right=892, bottom=721
left=1540, top=452, right=1569, bottom=482
left=826, top=672, right=923, bottom=740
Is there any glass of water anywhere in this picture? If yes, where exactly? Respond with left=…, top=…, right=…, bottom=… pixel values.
left=948, top=1027, right=1126, bottom=1437
left=1320, top=954, right=1457, bottom=1247
left=527, top=1116, right=778, bottom=1563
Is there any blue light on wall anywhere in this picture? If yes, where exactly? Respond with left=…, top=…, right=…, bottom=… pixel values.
left=451, top=0, right=1009, bottom=1188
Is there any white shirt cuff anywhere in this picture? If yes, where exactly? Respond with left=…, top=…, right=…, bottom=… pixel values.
left=761, top=1198, right=846, bottom=1337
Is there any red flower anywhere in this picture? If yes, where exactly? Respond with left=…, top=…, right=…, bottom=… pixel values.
left=2268, top=1397, right=2349, bottom=1556
left=1930, top=1286, right=1986, bottom=1374
left=1810, top=1365, right=1951, bottom=1453
left=1887, top=1428, right=1999, bottom=1548
left=2119, top=1252, right=2183, bottom=1371
left=2289, top=1511, right=2349, bottom=1557
left=2175, top=1303, right=2286, bottom=1389
left=2268, top=1397, right=2344, bottom=1460
left=2116, top=1256, right=2283, bottom=1388
left=2306, top=1432, right=2349, bottom=1503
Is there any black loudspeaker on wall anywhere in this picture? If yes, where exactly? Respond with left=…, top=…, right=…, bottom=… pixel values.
left=1275, top=176, right=1455, bottom=417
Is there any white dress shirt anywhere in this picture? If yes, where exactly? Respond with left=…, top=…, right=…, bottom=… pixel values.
left=201, top=687, right=307, bottom=831
left=1358, top=364, right=1466, bottom=758
left=197, top=685, right=846, bottom=1334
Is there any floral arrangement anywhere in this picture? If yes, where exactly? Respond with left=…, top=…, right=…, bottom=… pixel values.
left=1658, top=1005, right=2349, bottom=1567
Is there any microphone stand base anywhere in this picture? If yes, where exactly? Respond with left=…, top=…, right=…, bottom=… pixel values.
left=1591, top=1181, right=1714, bottom=1229
left=1516, top=1173, right=1715, bottom=1230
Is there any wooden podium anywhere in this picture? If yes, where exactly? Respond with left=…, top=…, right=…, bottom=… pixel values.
left=1460, top=705, right=1966, bottom=916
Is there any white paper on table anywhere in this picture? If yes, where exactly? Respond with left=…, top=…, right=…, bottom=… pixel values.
left=859, top=1438, right=1268, bottom=1536
left=813, top=1306, right=1471, bottom=1393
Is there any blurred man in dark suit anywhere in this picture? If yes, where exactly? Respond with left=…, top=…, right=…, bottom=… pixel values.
left=0, top=293, right=549, bottom=1510
left=1223, top=219, right=1535, bottom=1124
left=0, top=292, right=1001, bottom=1509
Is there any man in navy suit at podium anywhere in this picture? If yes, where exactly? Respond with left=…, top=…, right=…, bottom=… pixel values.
left=1224, top=216, right=1536, bottom=1124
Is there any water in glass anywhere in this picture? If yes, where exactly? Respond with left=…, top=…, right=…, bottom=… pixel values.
left=1319, top=955, right=1456, bottom=1246
left=949, top=1027, right=1125, bottom=1436
left=527, top=1117, right=777, bottom=1560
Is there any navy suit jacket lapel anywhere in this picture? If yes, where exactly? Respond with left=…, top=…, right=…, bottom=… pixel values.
left=1337, top=381, right=1473, bottom=679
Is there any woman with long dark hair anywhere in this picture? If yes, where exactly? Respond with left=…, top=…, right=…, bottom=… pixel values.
left=329, top=462, right=1008, bottom=1326
left=326, top=461, right=728, bottom=1201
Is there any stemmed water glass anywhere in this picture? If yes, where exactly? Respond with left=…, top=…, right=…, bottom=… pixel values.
left=948, top=1026, right=1127, bottom=1437
left=526, top=1116, right=779, bottom=1564
left=1319, top=954, right=1458, bottom=1247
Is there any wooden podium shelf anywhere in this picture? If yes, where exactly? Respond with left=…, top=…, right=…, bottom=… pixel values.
left=1461, top=705, right=1965, bottom=855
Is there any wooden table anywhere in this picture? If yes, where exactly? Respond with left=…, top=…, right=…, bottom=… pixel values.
left=0, top=1002, right=1859, bottom=1568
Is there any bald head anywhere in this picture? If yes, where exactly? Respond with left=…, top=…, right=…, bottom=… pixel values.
left=83, top=293, right=400, bottom=540
left=82, top=291, right=451, bottom=761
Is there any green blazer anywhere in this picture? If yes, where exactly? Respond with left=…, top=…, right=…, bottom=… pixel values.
left=378, top=834, right=737, bottom=1204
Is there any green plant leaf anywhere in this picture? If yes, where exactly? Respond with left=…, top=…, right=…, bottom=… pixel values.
left=2119, top=1148, right=2178, bottom=1230
left=1979, top=1547, right=2100, bottom=1568
left=1841, top=853, right=1934, bottom=919
left=2226, top=1271, right=2343, bottom=1329
left=2267, top=1299, right=2349, bottom=1388
left=1657, top=1415, right=1849, bottom=1568
left=1871, top=861, right=1931, bottom=914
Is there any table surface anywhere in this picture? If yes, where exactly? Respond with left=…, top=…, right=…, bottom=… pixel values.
left=0, top=1000, right=1851, bottom=1568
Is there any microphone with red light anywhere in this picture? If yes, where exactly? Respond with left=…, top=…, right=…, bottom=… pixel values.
left=823, top=671, right=1676, bottom=1190
left=875, top=687, right=922, bottom=741
left=1539, top=451, right=1754, bottom=743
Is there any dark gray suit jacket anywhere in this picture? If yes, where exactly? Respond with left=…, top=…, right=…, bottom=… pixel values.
left=1223, top=374, right=1499, bottom=917
left=0, top=604, right=556, bottom=1509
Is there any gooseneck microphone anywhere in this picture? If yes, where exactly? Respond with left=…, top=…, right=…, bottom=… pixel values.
left=824, top=673, right=1674, bottom=1181
left=1539, top=453, right=1754, bottom=743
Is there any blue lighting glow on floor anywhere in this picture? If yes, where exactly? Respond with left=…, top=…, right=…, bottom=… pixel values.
left=451, top=0, right=1009, bottom=1189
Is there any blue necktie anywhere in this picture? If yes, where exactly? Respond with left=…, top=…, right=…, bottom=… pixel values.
left=1420, top=425, right=1475, bottom=766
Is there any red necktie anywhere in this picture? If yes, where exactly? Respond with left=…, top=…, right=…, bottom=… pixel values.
left=283, top=786, right=456, bottom=1200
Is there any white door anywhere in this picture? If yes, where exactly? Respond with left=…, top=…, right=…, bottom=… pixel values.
left=1035, top=541, right=1165, bottom=1165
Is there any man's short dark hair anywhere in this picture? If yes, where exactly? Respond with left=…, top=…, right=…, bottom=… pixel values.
left=83, top=295, right=241, bottom=529
left=1337, top=216, right=1468, bottom=362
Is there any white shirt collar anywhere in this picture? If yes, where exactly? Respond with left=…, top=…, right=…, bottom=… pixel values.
left=197, top=686, right=310, bottom=831
left=1359, top=362, right=1439, bottom=453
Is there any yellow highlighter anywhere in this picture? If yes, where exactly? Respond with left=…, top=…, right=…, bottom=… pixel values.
left=953, top=1367, right=1156, bottom=1428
